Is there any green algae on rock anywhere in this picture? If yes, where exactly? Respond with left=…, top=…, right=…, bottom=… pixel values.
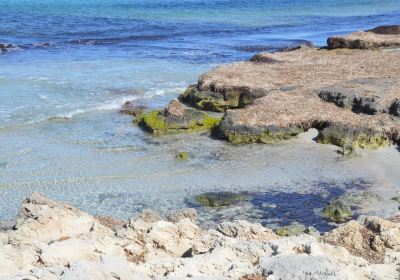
left=391, top=196, right=400, bottom=203
left=176, top=152, right=189, bottom=160
left=323, top=198, right=352, bottom=222
left=179, top=85, right=240, bottom=112
left=316, top=125, right=391, bottom=153
left=136, top=100, right=221, bottom=135
left=195, top=192, right=250, bottom=207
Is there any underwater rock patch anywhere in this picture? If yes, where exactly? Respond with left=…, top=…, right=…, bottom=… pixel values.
left=195, top=192, right=250, bottom=207
left=323, top=198, right=353, bottom=222
left=323, top=191, right=383, bottom=222
left=119, top=101, right=146, bottom=116
left=176, top=151, right=189, bottom=160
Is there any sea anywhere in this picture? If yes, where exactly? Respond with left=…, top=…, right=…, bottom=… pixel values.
left=1, top=0, right=400, bottom=231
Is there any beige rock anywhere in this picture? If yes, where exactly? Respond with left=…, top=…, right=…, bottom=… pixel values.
left=217, top=220, right=278, bottom=241
left=10, top=192, right=95, bottom=246
left=0, top=193, right=400, bottom=280
left=323, top=216, right=400, bottom=263
left=328, top=28, right=400, bottom=49
left=164, top=99, right=186, bottom=118
left=165, top=208, right=198, bottom=224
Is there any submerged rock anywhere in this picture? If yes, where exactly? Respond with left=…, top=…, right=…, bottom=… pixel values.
left=119, top=101, right=146, bottom=116
left=136, top=99, right=221, bottom=135
left=323, top=191, right=383, bottom=222
left=323, top=198, right=352, bottom=222
left=195, top=192, right=250, bottom=207
left=176, top=151, right=189, bottom=160
left=0, top=43, right=17, bottom=52
left=391, top=196, right=400, bottom=203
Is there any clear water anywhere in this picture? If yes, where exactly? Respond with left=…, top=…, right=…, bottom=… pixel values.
left=1, top=0, right=400, bottom=231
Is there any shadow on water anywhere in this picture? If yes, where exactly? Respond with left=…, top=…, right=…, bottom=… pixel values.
left=250, top=188, right=345, bottom=233
left=189, top=180, right=370, bottom=233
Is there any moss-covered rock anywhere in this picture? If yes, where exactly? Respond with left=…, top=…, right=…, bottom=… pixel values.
left=324, top=191, right=383, bottom=222
left=317, top=125, right=391, bottom=153
left=323, top=198, right=352, bottom=222
left=223, top=129, right=303, bottom=144
left=214, top=114, right=305, bottom=144
left=176, top=152, right=189, bottom=160
left=391, top=196, right=400, bottom=203
left=195, top=192, right=249, bottom=207
left=178, top=85, right=239, bottom=112
left=135, top=101, right=221, bottom=135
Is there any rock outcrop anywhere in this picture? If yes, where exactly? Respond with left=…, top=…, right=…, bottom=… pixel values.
left=327, top=25, right=400, bottom=49
left=174, top=26, right=400, bottom=152
left=177, top=35, right=400, bottom=151
left=135, top=99, right=221, bottom=135
left=1, top=193, right=400, bottom=279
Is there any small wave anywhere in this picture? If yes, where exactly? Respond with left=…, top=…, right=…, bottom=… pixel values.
left=67, top=34, right=173, bottom=45
left=51, top=95, right=141, bottom=120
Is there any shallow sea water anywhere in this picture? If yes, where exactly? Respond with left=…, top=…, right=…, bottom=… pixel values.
left=1, top=0, right=400, bottom=232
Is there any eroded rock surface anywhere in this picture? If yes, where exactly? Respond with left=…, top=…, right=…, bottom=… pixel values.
left=196, top=47, right=399, bottom=149
left=175, top=27, right=400, bottom=151
left=1, top=193, right=400, bottom=279
left=328, top=26, right=400, bottom=49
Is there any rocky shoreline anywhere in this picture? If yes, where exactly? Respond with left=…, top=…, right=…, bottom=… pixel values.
left=129, top=25, right=400, bottom=155
left=1, top=193, right=399, bottom=280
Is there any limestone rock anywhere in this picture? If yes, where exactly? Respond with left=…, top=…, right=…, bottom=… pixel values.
left=140, top=209, right=161, bottom=223
left=327, top=27, right=400, bottom=49
left=370, top=25, right=400, bottom=35
left=164, top=99, right=186, bottom=118
left=318, top=78, right=400, bottom=115
left=323, top=216, right=400, bottom=263
left=217, top=220, right=278, bottom=241
left=165, top=208, right=197, bottom=224
left=1, top=193, right=400, bottom=280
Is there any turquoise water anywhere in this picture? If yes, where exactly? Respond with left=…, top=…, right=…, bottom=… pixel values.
left=1, top=0, right=400, bottom=230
